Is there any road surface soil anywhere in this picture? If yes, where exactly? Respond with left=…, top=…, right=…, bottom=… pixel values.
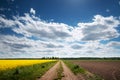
left=72, top=60, right=120, bottom=80
left=38, top=61, right=84, bottom=80
left=38, top=61, right=60, bottom=80
left=61, top=61, right=82, bottom=80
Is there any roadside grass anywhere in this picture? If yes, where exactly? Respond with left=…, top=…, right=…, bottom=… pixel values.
left=0, top=61, right=57, bottom=80
left=54, top=61, right=63, bottom=80
left=88, top=74, right=104, bottom=80
left=63, top=60, right=86, bottom=75
left=63, top=60, right=103, bottom=80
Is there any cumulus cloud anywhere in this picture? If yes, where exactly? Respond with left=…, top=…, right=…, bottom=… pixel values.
left=71, top=44, right=83, bottom=49
left=78, top=15, right=120, bottom=41
left=0, top=34, right=66, bottom=58
left=0, top=16, right=15, bottom=28
left=0, top=12, right=119, bottom=42
left=30, top=8, right=36, bottom=15
left=107, top=41, right=120, bottom=48
left=0, top=34, right=120, bottom=58
left=45, top=43, right=64, bottom=48
left=12, top=13, right=72, bottom=40
left=0, top=10, right=120, bottom=58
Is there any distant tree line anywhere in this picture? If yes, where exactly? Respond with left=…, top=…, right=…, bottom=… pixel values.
left=0, top=57, right=120, bottom=60
left=60, top=57, right=120, bottom=60
left=41, top=57, right=59, bottom=59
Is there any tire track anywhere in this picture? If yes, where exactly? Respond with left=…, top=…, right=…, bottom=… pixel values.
left=37, top=61, right=60, bottom=80
left=38, top=61, right=84, bottom=80
left=61, top=61, right=81, bottom=80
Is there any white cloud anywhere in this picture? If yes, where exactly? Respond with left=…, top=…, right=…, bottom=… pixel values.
left=30, top=8, right=36, bottom=15
left=71, top=43, right=83, bottom=49
left=107, top=41, right=120, bottom=48
left=0, top=16, right=15, bottom=28
left=0, top=11, right=120, bottom=58
left=0, top=13, right=119, bottom=42
left=78, top=15, right=120, bottom=41
left=0, top=34, right=66, bottom=58
left=12, top=13, right=72, bottom=40
left=119, top=1, right=120, bottom=5
left=0, top=34, right=120, bottom=58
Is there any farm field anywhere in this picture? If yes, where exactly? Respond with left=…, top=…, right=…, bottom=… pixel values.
left=0, top=0, right=120, bottom=80
left=0, top=59, right=120, bottom=80
left=70, top=60, right=120, bottom=80
left=0, top=60, right=57, bottom=80
left=0, top=60, right=93, bottom=80
left=38, top=60, right=103, bottom=80
left=0, top=60, right=56, bottom=70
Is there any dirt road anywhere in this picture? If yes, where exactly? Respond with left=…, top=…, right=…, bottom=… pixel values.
left=38, top=61, right=83, bottom=80
left=38, top=61, right=60, bottom=80
left=61, top=61, right=80, bottom=80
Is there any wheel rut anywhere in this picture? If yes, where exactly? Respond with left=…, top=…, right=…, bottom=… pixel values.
left=38, top=61, right=84, bottom=80
left=38, top=61, right=60, bottom=80
left=61, top=61, right=79, bottom=80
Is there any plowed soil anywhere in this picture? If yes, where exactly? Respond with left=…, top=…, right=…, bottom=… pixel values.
left=72, top=60, right=120, bottom=80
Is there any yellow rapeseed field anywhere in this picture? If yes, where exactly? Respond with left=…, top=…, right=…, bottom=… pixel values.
left=0, top=60, right=55, bottom=70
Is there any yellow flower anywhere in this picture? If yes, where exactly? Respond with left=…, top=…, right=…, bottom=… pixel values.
left=0, top=60, right=55, bottom=70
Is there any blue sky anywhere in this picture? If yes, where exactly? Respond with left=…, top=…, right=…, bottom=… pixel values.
left=0, top=0, right=120, bottom=58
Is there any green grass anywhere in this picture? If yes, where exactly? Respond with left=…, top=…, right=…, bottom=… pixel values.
left=63, top=60, right=103, bottom=80
left=54, top=61, right=64, bottom=80
left=0, top=61, right=57, bottom=80
left=63, top=60, right=86, bottom=75
left=88, top=74, right=104, bottom=80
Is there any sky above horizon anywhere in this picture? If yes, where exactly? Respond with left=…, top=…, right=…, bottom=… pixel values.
left=0, top=0, right=120, bottom=58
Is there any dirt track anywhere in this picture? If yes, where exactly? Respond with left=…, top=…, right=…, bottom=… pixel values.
left=61, top=61, right=79, bottom=80
left=72, top=60, right=120, bottom=80
left=38, top=61, right=60, bottom=80
left=38, top=61, right=83, bottom=80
